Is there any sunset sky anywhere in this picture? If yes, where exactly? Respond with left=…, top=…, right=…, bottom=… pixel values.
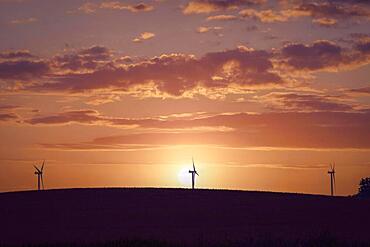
left=0, top=0, right=369, bottom=195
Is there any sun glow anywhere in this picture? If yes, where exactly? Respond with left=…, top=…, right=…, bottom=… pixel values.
left=177, top=166, right=191, bottom=187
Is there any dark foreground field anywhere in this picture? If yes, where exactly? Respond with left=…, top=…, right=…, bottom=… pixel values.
left=0, top=188, right=369, bottom=247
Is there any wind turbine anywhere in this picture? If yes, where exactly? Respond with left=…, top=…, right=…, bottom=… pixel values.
left=189, top=157, right=199, bottom=189
left=34, top=160, right=45, bottom=191
left=328, top=163, right=336, bottom=196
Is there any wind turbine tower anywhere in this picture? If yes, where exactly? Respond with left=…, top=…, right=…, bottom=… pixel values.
left=34, top=160, right=45, bottom=191
left=328, top=163, right=336, bottom=196
left=189, top=157, right=199, bottom=190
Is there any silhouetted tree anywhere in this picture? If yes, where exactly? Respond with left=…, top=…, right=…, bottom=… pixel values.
left=358, top=177, right=370, bottom=197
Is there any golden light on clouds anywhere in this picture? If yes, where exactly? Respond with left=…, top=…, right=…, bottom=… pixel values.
left=133, top=32, right=156, bottom=42
left=10, top=17, right=37, bottom=25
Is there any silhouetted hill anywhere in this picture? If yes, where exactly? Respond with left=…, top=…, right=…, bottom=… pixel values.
left=0, top=188, right=369, bottom=246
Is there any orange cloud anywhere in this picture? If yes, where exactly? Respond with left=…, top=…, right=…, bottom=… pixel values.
left=312, top=17, right=338, bottom=27
left=77, top=1, right=154, bottom=14
left=100, top=1, right=154, bottom=12
left=10, top=17, right=37, bottom=24
left=239, top=8, right=308, bottom=23
left=132, top=32, right=156, bottom=43
left=196, top=26, right=223, bottom=33
left=183, top=0, right=264, bottom=14
left=206, top=14, right=238, bottom=21
left=77, top=2, right=98, bottom=14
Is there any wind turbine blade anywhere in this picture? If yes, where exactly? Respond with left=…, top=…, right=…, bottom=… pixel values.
left=41, top=160, right=45, bottom=172
left=41, top=175, right=44, bottom=190
left=34, top=165, right=41, bottom=173
left=192, top=158, right=196, bottom=172
left=195, top=171, right=199, bottom=176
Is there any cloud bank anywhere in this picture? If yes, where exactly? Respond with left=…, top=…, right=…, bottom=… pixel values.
left=33, top=111, right=370, bottom=150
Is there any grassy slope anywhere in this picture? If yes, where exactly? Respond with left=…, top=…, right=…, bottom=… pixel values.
left=0, top=188, right=369, bottom=246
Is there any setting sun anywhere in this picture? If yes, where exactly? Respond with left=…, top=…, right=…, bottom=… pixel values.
left=177, top=166, right=191, bottom=187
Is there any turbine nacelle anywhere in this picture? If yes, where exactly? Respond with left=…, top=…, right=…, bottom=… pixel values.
left=189, top=157, right=199, bottom=189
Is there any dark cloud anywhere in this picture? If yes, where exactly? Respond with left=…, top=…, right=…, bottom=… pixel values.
left=2, top=42, right=369, bottom=98
left=0, top=104, right=39, bottom=117
left=24, top=109, right=216, bottom=128
left=260, top=93, right=354, bottom=112
left=0, top=104, right=20, bottom=111
left=280, top=40, right=356, bottom=71
left=356, top=40, right=370, bottom=54
left=27, top=47, right=282, bottom=96
left=0, top=60, right=49, bottom=80
left=296, top=1, right=370, bottom=20
left=25, top=109, right=189, bottom=128
left=349, top=33, right=370, bottom=39
left=200, top=47, right=281, bottom=87
left=239, top=0, right=369, bottom=25
left=25, top=110, right=100, bottom=125
left=245, top=25, right=258, bottom=31
left=130, top=3, right=153, bottom=12
left=0, top=112, right=18, bottom=121
left=330, top=0, right=370, bottom=4
left=0, top=50, right=35, bottom=59
left=348, top=87, right=370, bottom=95
left=0, top=105, right=20, bottom=122
left=25, top=104, right=363, bottom=131
left=78, top=46, right=111, bottom=60
left=51, top=45, right=112, bottom=72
